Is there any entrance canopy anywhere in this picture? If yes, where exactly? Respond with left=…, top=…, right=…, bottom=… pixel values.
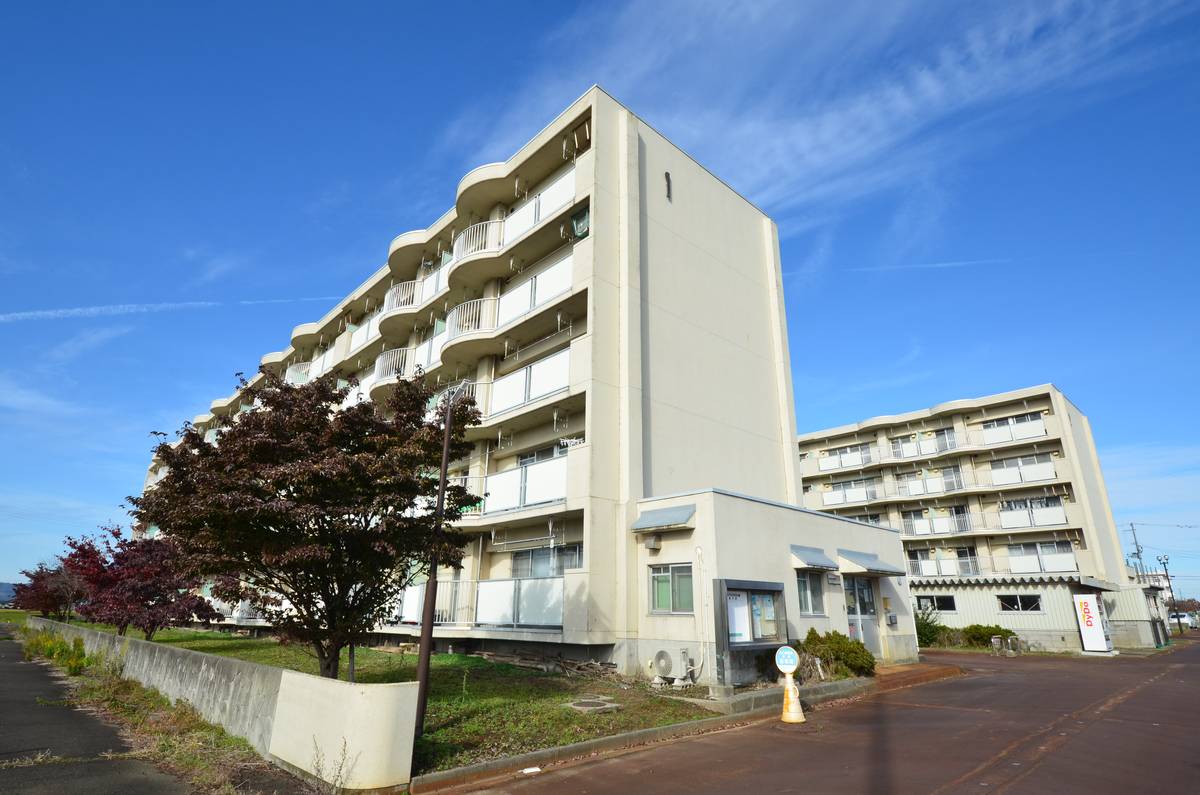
left=789, top=545, right=838, bottom=571
left=837, top=549, right=905, bottom=577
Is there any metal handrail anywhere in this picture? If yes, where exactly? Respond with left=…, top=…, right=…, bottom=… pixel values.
left=446, top=297, right=498, bottom=340
left=374, top=347, right=413, bottom=380
left=284, top=361, right=311, bottom=385
left=384, top=280, right=420, bottom=312
left=452, top=219, right=504, bottom=260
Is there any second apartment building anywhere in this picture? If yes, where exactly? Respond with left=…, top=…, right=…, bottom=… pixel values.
left=797, top=385, right=1169, bottom=651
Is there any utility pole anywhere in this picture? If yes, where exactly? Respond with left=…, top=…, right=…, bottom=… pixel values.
left=1129, top=523, right=1147, bottom=581
left=1158, top=555, right=1183, bottom=636
left=414, top=381, right=468, bottom=739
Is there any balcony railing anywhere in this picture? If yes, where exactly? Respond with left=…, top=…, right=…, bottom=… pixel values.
left=907, top=557, right=980, bottom=577
left=989, top=461, right=1057, bottom=486
left=1009, top=552, right=1078, bottom=574
left=998, top=503, right=1068, bottom=529
left=396, top=575, right=564, bottom=628
left=446, top=297, right=497, bottom=340
left=822, top=485, right=878, bottom=506
left=818, top=447, right=874, bottom=471
left=374, top=347, right=412, bottom=380
left=453, top=219, right=505, bottom=260
left=901, top=512, right=978, bottom=536
left=906, top=550, right=1077, bottom=578
left=971, top=417, right=1047, bottom=445
left=809, top=418, right=1053, bottom=474
left=284, top=361, right=311, bottom=385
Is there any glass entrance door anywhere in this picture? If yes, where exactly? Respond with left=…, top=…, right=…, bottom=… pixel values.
left=844, top=576, right=882, bottom=655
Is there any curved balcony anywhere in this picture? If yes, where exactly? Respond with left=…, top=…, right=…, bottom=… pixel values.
left=290, top=321, right=322, bottom=349
left=284, top=361, right=312, bottom=385
left=452, top=219, right=504, bottom=262
left=377, top=270, right=447, bottom=338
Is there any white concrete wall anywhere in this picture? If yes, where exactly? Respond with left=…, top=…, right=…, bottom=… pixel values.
left=628, top=490, right=918, bottom=685
left=29, top=619, right=417, bottom=791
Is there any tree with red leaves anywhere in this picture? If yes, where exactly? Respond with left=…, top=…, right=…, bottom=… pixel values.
left=12, top=563, right=70, bottom=619
left=67, top=527, right=220, bottom=639
left=129, top=369, right=478, bottom=678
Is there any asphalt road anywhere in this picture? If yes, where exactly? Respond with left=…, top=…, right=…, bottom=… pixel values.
left=0, top=624, right=189, bottom=794
left=473, top=639, right=1200, bottom=794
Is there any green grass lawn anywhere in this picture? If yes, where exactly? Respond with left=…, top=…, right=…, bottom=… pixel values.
left=0, top=608, right=29, bottom=625
left=59, top=623, right=713, bottom=773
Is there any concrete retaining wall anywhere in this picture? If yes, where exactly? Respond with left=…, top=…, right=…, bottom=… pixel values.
left=27, top=618, right=417, bottom=792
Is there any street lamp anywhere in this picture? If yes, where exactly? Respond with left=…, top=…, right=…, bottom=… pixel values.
left=414, top=380, right=470, bottom=739
left=1158, top=555, right=1183, bottom=637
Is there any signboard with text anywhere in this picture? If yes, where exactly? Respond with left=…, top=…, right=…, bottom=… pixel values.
left=1074, top=594, right=1113, bottom=652
left=726, top=591, right=750, bottom=643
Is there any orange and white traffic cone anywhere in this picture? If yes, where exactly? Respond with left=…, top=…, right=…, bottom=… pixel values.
left=781, top=672, right=806, bottom=724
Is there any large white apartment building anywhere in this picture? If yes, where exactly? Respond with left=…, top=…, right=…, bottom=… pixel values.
left=797, top=385, right=1171, bottom=651
left=148, top=87, right=919, bottom=688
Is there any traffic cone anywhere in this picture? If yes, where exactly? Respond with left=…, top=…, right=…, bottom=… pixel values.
left=781, top=672, right=806, bottom=723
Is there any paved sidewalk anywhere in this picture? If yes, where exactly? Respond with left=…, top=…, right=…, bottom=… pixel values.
left=0, top=624, right=187, bottom=794
left=469, top=642, right=1200, bottom=794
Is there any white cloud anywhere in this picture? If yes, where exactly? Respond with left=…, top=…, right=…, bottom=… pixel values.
left=850, top=258, right=1010, bottom=273
left=45, top=326, right=134, bottom=363
left=0, top=371, right=82, bottom=416
left=0, top=296, right=342, bottom=323
left=436, top=0, right=1192, bottom=233
left=0, top=301, right=219, bottom=324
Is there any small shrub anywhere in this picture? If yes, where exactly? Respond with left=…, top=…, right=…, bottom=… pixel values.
left=961, top=624, right=1015, bottom=648
left=796, top=628, right=875, bottom=678
left=19, top=629, right=89, bottom=675
left=915, top=606, right=943, bottom=647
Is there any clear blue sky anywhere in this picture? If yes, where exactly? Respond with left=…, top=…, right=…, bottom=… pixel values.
left=2, top=2, right=1198, bottom=594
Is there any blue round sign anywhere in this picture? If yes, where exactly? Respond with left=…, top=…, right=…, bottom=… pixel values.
left=775, top=645, right=799, bottom=674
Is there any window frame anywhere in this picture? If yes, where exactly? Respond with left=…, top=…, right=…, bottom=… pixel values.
left=997, top=593, right=1043, bottom=612
left=511, top=543, right=582, bottom=578
left=916, top=595, right=956, bottom=612
left=649, top=563, right=694, bottom=615
left=795, top=570, right=826, bottom=616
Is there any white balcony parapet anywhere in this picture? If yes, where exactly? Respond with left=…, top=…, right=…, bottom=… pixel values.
left=349, top=310, right=383, bottom=351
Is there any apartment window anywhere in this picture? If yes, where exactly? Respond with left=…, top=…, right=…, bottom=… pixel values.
left=512, top=543, right=581, bottom=578
left=998, top=594, right=1042, bottom=612
left=1038, top=540, right=1071, bottom=556
left=796, top=571, right=825, bottom=615
left=825, top=442, right=871, bottom=458
left=830, top=477, right=876, bottom=497
left=952, top=546, right=979, bottom=575
left=650, top=564, right=694, bottom=614
left=983, top=412, right=1041, bottom=430
left=1001, top=495, right=1063, bottom=512
left=940, top=465, right=965, bottom=490
left=916, top=595, right=956, bottom=612
left=932, top=427, right=957, bottom=451
left=518, top=444, right=566, bottom=466
left=852, top=513, right=882, bottom=525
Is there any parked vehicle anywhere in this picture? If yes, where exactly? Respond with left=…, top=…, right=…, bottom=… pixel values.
left=1168, top=612, right=1198, bottom=629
